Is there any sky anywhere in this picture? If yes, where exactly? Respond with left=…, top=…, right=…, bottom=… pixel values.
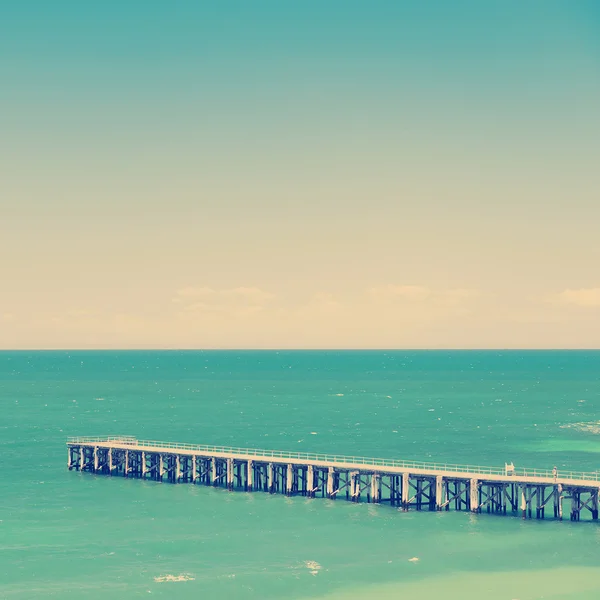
left=1, top=1, right=599, bottom=349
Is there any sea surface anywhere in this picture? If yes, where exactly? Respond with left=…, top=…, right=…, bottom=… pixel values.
left=2, top=350, right=600, bottom=600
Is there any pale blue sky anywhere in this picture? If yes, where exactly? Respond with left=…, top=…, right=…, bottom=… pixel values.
left=1, top=2, right=599, bottom=348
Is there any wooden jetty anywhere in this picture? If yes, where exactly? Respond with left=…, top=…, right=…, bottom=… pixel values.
left=67, top=436, right=600, bottom=522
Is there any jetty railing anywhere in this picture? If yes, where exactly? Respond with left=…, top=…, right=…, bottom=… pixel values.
left=66, top=436, right=600, bottom=482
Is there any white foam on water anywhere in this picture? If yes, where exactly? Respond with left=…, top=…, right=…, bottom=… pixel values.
left=560, top=421, right=600, bottom=435
left=305, top=560, right=322, bottom=575
left=153, top=573, right=195, bottom=583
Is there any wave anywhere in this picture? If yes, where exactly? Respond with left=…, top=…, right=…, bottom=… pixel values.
left=153, top=573, right=195, bottom=583
left=560, top=421, right=600, bottom=435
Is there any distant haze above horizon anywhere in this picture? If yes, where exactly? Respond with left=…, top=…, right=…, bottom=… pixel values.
left=1, top=1, right=599, bottom=349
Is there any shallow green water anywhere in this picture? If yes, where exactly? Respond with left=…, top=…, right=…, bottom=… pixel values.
left=2, top=350, right=600, bottom=599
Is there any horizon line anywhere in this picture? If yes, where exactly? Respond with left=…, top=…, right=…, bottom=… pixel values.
left=1, top=348, right=599, bottom=352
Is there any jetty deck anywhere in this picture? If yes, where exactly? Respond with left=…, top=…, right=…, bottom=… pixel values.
left=67, top=436, right=600, bottom=522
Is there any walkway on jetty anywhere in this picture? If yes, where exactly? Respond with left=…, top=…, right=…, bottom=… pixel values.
left=67, top=436, right=600, bottom=522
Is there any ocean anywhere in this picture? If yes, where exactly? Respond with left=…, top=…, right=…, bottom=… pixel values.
left=1, top=350, right=600, bottom=599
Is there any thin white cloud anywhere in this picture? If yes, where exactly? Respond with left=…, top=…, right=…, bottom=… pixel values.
left=174, top=285, right=275, bottom=319
left=368, top=285, right=480, bottom=304
left=174, top=286, right=274, bottom=304
left=308, top=292, right=341, bottom=308
left=181, top=302, right=213, bottom=313
left=229, top=287, right=275, bottom=303
left=551, top=288, right=600, bottom=308
left=69, top=309, right=98, bottom=317
left=289, top=293, right=343, bottom=319
left=175, top=286, right=215, bottom=299
left=368, top=285, right=431, bottom=300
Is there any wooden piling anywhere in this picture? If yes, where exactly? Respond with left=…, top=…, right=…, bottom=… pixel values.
left=470, top=479, right=479, bottom=513
left=435, top=475, right=443, bottom=511
left=401, top=473, right=409, bottom=510
left=326, top=467, right=334, bottom=499
left=349, top=471, right=357, bottom=502
left=307, top=465, right=314, bottom=498
left=226, top=458, right=233, bottom=490
left=371, top=473, right=380, bottom=503
left=520, top=485, right=527, bottom=518
left=247, top=460, right=253, bottom=491
left=571, top=491, right=580, bottom=521
left=211, top=457, right=217, bottom=486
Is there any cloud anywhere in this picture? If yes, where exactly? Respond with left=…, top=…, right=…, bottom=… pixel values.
left=550, top=288, right=600, bottom=308
left=287, top=293, right=344, bottom=321
left=174, top=286, right=274, bottom=304
left=307, top=292, right=342, bottom=309
left=174, top=286, right=215, bottom=299
left=68, top=309, right=98, bottom=317
left=368, top=285, right=480, bottom=305
left=368, top=285, right=431, bottom=300
left=230, top=287, right=276, bottom=303
left=182, top=302, right=266, bottom=317
left=361, top=285, right=484, bottom=328
left=174, top=285, right=275, bottom=318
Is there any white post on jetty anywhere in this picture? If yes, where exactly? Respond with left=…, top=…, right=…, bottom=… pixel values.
left=287, top=464, right=293, bottom=495
left=211, top=458, right=217, bottom=486
left=227, top=458, right=234, bottom=490
left=141, top=451, right=146, bottom=478
left=109, top=448, right=113, bottom=473
left=401, top=472, right=409, bottom=509
left=520, top=485, right=527, bottom=518
left=571, top=493, right=579, bottom=521
left=307, top=465, right=314, bottom=497
left=93, top=447, right=98, bottom=472
left=247, top=460, right=253, bottom=491
left=125, top=450, right=129, bottom=477
left=267, top=463, right=274, bottom=493
left=327, top=467, right=334, bottom=499
left=554, top=485, right=561, bottom=519
left=159, top=454, right=164, bottom=480
left=436, top=475, right=444, bottom=510
left=470, top=479, right=479, bottom=512
left=371, top=473, right=380, bottom=503
left=176, top=455, right=181, bottom=482
left=354, top=471, right=362, bottom=501
left=192, top=456, right=197, bottom=483
left=558, top=484, right=563, bottom=520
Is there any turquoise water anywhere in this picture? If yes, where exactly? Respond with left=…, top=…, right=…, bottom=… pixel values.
left=2, top=350, right=600, bottom=599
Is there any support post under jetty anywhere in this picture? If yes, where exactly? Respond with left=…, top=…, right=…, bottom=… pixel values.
left=66, top=436, right=600, bottom=523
